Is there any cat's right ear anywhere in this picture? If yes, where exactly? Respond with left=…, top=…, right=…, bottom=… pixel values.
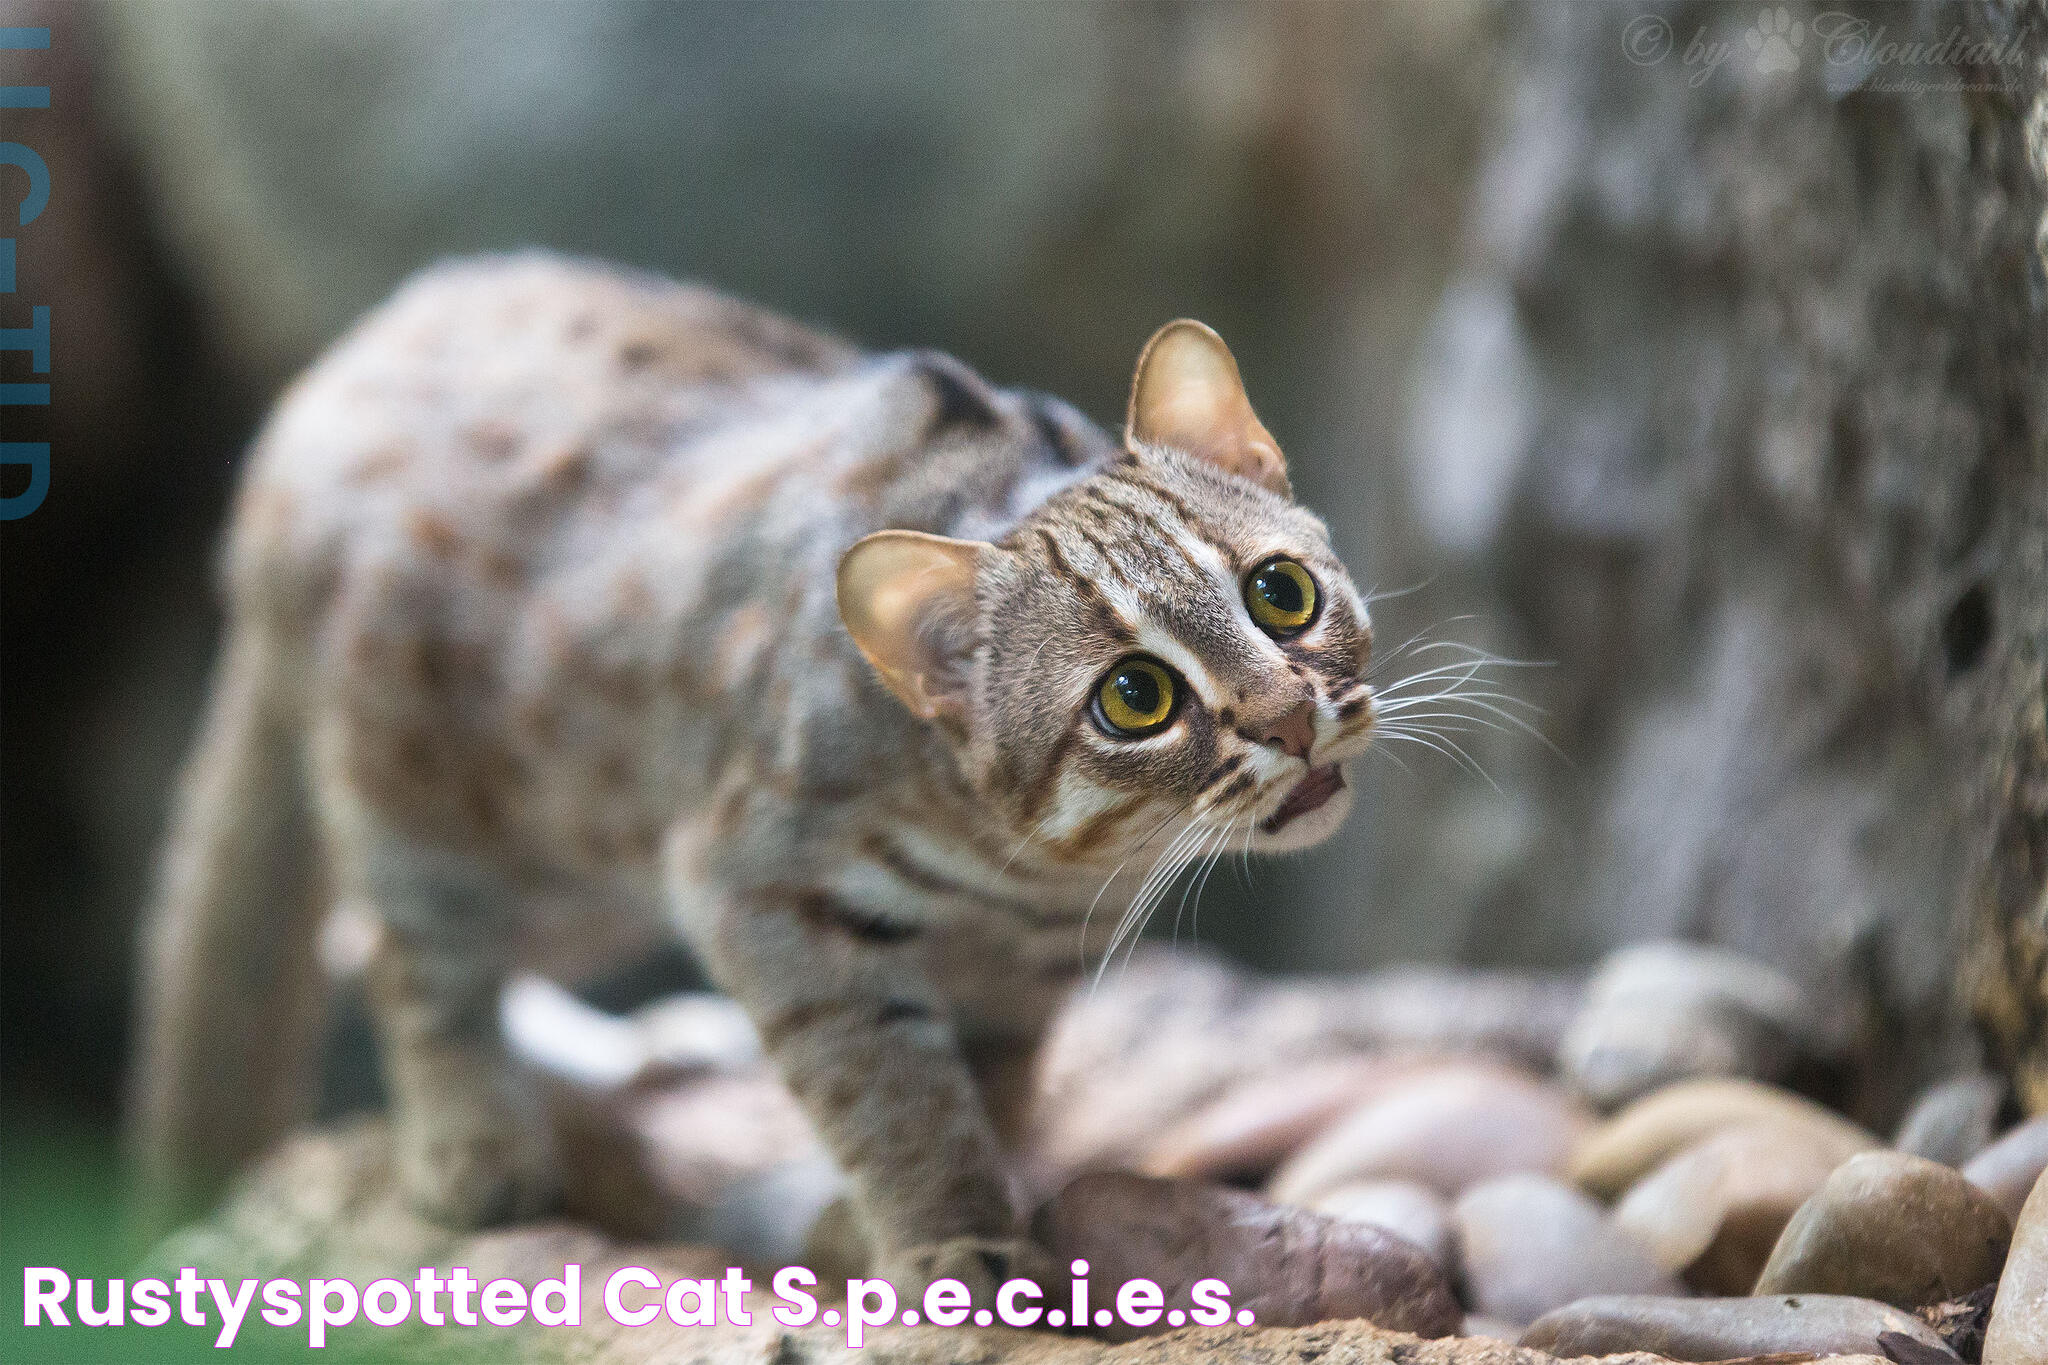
left=1125, top=319, right=1290, bottom=496
left=837, top=530, right=986, bottom=728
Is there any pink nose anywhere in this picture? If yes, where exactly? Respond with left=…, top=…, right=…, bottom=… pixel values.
left=1245, top=700, right=1317, bottom=759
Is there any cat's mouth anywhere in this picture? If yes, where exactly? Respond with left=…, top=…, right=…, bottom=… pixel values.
left=1259, top=763, right=1345, bottom=834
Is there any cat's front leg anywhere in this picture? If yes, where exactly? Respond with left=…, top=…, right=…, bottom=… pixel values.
left=699, top=888, right=1055, bottom=1301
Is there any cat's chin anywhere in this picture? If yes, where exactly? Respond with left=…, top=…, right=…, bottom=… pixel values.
left=1250, top=767, right=1355, bottom=854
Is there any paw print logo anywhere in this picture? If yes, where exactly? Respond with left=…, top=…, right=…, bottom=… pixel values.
left=1745, top=7, right=1805, bottom=74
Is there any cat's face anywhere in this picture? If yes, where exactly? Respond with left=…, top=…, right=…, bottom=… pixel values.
left=840, top=321, right=1375, bottom=874
left=970, top=445, right=1372, bottom=863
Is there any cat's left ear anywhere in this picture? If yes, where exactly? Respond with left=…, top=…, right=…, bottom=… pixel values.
left=837, top=530, right=985, bottom=729
left=1126, top=319, right=1289, bottom=496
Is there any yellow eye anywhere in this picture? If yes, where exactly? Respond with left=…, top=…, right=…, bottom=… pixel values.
left=1093, top=656, right=1178, bottom=737
left=1245, top=556, right=1318, bottom=634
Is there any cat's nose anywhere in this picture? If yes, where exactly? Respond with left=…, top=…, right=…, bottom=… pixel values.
left=1246, top=699, right=1317, bottom=760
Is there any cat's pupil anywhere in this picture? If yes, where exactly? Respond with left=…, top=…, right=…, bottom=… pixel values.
left=1115, top=668, right=1161, bottom=714
left=1256, top=567, right=1304, bottom=614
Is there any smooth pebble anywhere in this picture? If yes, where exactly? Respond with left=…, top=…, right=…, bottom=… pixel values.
left=1612, top=1121, right=1860, bottom=1294
left=1269, top=1065, right=1591, bottom=1205
left=1450, top=1173, right=1678, bottom=1326
left=1138, top=1054, right=1433, bottom=1182
left=1037, top=1171, right=1459, bottom=1343
left=1559, top=940, right=1831, bottom=1109
left=1966, top=1117, right=2048, bottom=1219
left=1569, top=1076, right=1878, bottom=1200
left=1895, top=1073, right=2007, bottom=1168
left=1518, top=1292, right=1958, bottom=1361
left=1309, top=1179, right=1455, bottom=1269
left=1754, top=1149, right=2012, bottom=1309
left=1460, top=1314, right=1519, bottom=1340
left=1984, top=1170, right=2048, bottom=1365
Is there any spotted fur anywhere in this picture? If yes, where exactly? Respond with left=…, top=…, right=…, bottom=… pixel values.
left=132, top=254, right=1378, bottom=1290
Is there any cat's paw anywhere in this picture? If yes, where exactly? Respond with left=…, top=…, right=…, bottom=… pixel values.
left=879, top=1235, right=1062, bottom=1305
left=395, top=1088, right=561, bottom=1228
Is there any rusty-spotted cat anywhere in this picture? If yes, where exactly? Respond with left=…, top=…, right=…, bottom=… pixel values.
left=133, top=254, right=1380, bottom=1296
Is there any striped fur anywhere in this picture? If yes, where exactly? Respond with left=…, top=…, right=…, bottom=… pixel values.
left=133, top=255, right=1376, bottom=1292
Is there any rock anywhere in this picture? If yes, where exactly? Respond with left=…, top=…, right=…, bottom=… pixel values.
left=1459, top=1315, right=1518, bottom=1340
left=1518, top=1293, right=1958, bottom=1361
left=1568, top=1077, right=1879, bottom=1199
left=537, top=1064, right=829, bottom=1246
left=1449, top=1174, right=1678, bottom=1326
left=1032, top=953, right=1586, bottom=1182
left=1268, top=1066, right=1592, bottom=1205
left=692, top=1153, right=846, bottom=1269
left=163, top=1122, right=1638, bottom=1364
left=1984, top=1170, right=2048, bottom=1365
left=1611, top=1121, right=1863, bottom=1294
left=1035, top=1172, right=1460, bottom=1343
left=1966, top=1117, right=2048, bottom=1218
left=1310, top=1180, right=1456, bottom=1270
left=1139, top=1054, right=1435, bottom=1182
left=144, top=1118, right=743, bottom=1338
left=1296, top=967, right=1587, bottom=1074
left=1895, top=1073, right=2007, bottom=1167
left=1753, top=1149, right=2013, bottom=1308
left=1559, top=940, right=1837, bottom=1109
left=1029, top=952, right=1259, bottom=1176
left=631, top=1071, right=827, bottom=1205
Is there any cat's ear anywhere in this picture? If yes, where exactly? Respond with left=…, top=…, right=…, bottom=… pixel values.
left=1125, top=319, right=1289, bottom=496
left=837, top=530, right=985, bottom=727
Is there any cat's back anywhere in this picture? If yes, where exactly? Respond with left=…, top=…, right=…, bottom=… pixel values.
left=223, top=253, right=860, bottom=616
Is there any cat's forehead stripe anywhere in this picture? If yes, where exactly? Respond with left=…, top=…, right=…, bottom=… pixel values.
left=1028, top=528, right=1135, bottom=644
left=1089, top=473, right=1233, bottom=568
left=1113, top=468, right=1241, bottom=562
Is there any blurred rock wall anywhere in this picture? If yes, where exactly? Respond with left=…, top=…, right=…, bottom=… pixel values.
left=1384, top=0, right=2048, bottom=1119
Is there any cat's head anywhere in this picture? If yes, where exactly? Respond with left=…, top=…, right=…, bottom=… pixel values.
left=838, top=321, right=1374, bottom=867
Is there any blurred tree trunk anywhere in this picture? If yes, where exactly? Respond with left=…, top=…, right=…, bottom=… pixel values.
left=1398, top=0, right=2048, bottom=1119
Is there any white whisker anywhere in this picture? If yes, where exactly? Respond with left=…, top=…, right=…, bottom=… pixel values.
left=1093, top=814, right=1208, bottom=990
left=1168, top=818, right=1233, bottom=952
left=1184, top=816, right=1237, bottom=950
left=1077, top=803, right=1188, bottom=967
left=1360, top=577, right=1433, bottom=610
left=1372, top=687, right=1542, bottom=714
left=1372, top=729, right=1503, bottom=790
left=1372, top=691, right=1560, bottom=756
left=997, top=809, right=1060, bottom=878
left=1369, top=742, right=1417, bottom=777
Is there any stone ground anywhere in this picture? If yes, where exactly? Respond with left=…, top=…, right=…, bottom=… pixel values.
left=135, top=943, right=2048, bottom=1362
left=153, top=1123, right=1884, bottom=1365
